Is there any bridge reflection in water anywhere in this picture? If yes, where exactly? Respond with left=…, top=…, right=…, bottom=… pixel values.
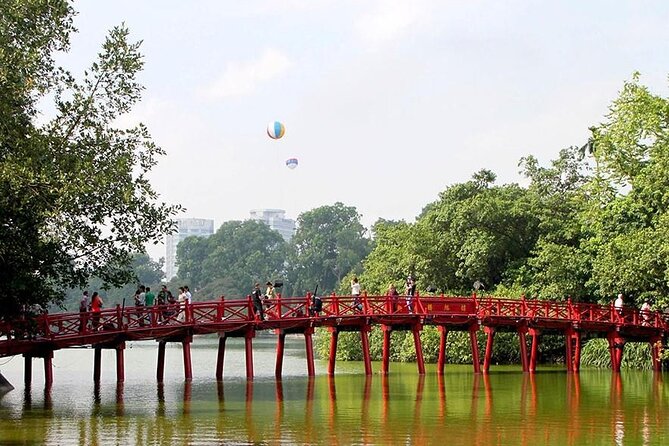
left=7, top=369, right=667, bottom=445
left=1, top=293, right=667, bottom=387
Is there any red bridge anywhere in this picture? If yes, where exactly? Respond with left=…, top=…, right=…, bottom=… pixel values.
left=1, top=293, right=667, bottom=387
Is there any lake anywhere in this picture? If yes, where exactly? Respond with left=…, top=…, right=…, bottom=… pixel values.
left=0, top=335, right=666, bottom=445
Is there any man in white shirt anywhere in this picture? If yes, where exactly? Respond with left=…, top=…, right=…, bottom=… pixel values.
left=614, top=293, right=624, bottom=320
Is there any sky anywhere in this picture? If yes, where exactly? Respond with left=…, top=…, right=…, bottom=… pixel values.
left=63, top=0, right=669, bottom=261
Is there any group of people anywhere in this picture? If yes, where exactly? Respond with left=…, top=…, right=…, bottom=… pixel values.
left=79, top=290, right=104, bottom=331
left=614, top=293, right=656, bottom=326
left=251, top=281, right=279, bottom=321
left=134, top=284, right=193, bottom=323
left=352, top=275, right=416, bottom=313
left=78, top=284, right=195, bottom=331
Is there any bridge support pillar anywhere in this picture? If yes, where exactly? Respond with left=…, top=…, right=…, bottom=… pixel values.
left=116, top=343, right=125, bottom=383
left=245, top=331, right=254, bottom=380
left=216, top=336, right=227, bottom=380
left=483, top=326, right=495, bottom=373
left=413, top=324, right=425, bottom=375
left=275, top=331, right=286, bottom=379
left=607, top=332, right=625, bottom=373
left=93, top=347, right=102, bottom=383
left=437, top=326, right=448, bottom=375
left=157, top=341, right=166, bottom=383
left=24, top=355, right=32, bottom=387
left=382, top=325, right=392, bottom=374
left=565, top=329, right=581, bottom=373
left=182, top=337, right=193, bottom=382
left=529, top=328, right=540, bottom=373
left=469, top=324, right=481, bottom=373
left=518, top=326, right=529, bottom=373
left=650, top=336, right=663, bottom=372
left=43, top=351, right=53, bottom=388
left=361, top=326, right=373, bottom=376
left=304, top=327, right=315, bottom=377
left=327, top=328, right=338, bottom=375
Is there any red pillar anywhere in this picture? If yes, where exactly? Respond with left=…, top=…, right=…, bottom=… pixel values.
left=328, top=329, right=339, bottom=375
left=469, top=324, right=481, bottom=373
left=305, top=328, right=315, bottom=377
left=650, top=336, right=662, bottom=372
left=573, top=332, right=581, bottom=373
left=93, top=347, right=102, bottom=383
left=216, top=336, right=227, bottom=381
left=360, top=328, right=372, bottom=376
left=518, top=326, right=529, bottom=373
left=43, top=351, right=53, bottom=388
left=157, top=341, right=166, bottom=383
left=413, top=324, right=425, bottom=375
left=24, top=355, right=32, bottom=387
left=483, top=326, right=495, bottom=373
left=565, top=330, right=574, bottom=372
left=607, top=332, right=625, bottom=372
left=437, top=326, right=448, bottom=375
left=182, top=338, right=193, bottom=382
left=529, top=328, right=539, bottom=373
left=276, top=331, right=286, bottom=379
left=245, top=331, right=254, bottom=379
left=116, top=343, right=125, bottom=383
left=382, top=325, right=391, bottom=375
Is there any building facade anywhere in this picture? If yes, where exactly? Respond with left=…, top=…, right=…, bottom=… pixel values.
left=165, top=218, right=215, bottom=280
left=249, top=209, right=296, bottom=241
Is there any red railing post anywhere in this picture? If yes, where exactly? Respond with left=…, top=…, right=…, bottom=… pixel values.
left=362, top=291, right=369, bottom=315
left=217, top=295, right=224, bottom=321
left=332, top=292, right=339, bottom=316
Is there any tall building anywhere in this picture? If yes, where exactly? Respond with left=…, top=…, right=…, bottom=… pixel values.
left=249, top=209, right=296, bottom=241
left=165, top=218, right=215, bottom=280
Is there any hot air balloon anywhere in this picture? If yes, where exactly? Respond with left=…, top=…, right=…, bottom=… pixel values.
left=267, top=121, right=285, bottom=139
left=286, top=158, right=298, bottom=169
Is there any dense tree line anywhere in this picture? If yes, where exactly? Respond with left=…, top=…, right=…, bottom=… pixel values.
left=175, top=202, right=372, bottom=299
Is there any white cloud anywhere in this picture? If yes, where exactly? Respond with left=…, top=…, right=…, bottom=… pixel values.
left=201, top=49, right=292, bottom=100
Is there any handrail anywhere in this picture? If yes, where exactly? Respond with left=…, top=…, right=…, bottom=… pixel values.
left=1, top=295, right=667, bottom=354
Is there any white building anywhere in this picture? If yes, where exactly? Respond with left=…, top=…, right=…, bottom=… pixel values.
left=165, top=218, right=215, bottom=280
left=249, top=209, right=296, bottom=241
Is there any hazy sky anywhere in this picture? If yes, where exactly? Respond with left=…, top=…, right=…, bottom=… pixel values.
left=64, top=1, right=669, bottom=260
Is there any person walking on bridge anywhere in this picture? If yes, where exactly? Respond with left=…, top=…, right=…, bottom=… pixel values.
left=405, top=276, right=416, bottom=314
left=351, top=277, right=362, bottom=312
left=79, top=291, right=89, bottom=332
left=614, top=293, right=624, bottom=321
left=90, top=292, right=103, bottom=331
left=252, top=283, right=265, bottom=321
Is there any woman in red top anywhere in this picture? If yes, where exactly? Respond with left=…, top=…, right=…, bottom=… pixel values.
left=90, top=292, right=103, bottom=330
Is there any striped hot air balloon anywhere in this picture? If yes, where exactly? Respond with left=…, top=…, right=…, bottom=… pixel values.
left=285, top=158, right=298, bottom=169
left=267, top=121, right=285, bottom=139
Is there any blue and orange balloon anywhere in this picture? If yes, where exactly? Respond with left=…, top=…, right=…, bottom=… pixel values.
left=286, top=158, right=298, bottom=169
left=267, top=121, right=285, bottom=139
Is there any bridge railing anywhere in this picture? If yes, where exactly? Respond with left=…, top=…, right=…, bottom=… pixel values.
left=2, top=295, right=668, bottom=347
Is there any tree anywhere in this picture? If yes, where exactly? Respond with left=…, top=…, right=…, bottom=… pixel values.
left=584, top=73, right=669, bottom=307
left=518, top=147, right=594, bottom=300
left=176, top=220, right=288, bottom=299
left=288, top=203, right=371, bottom=295
left=62, top=252, right=165, bottom=310
left=0, top=2, right=181, bottom=319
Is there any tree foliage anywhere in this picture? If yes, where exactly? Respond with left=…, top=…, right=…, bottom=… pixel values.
left=0, top=1, right=180, bottom=318
left=288, top=202, right=371, bottom=295
left=176, top=220, right=288, bottom=298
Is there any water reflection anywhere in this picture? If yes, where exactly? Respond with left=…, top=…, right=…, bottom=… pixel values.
left=2, top=362, right=669, bottom=444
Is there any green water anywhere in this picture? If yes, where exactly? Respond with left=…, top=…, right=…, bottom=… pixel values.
left=0, top=337, right=666, bottom=445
